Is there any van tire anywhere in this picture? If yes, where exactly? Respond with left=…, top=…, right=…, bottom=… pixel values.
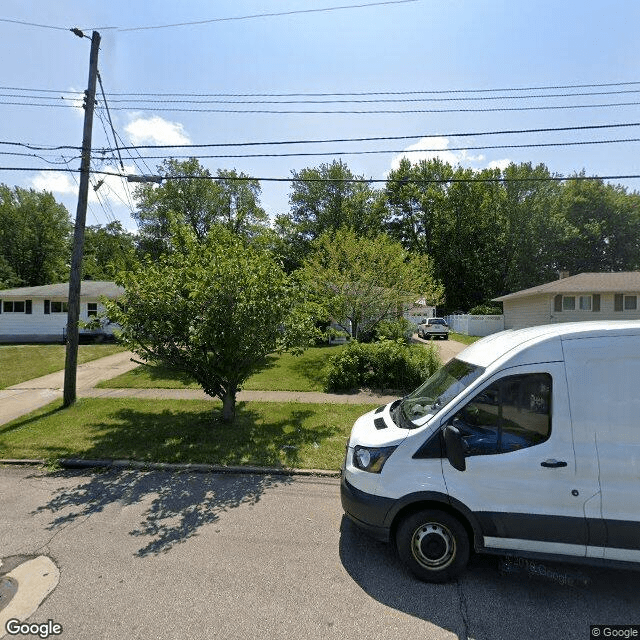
left=396, top=509, right=470, bottom=582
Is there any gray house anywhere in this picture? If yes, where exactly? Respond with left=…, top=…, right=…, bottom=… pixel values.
left=0, top=281, right=123, bottom=343
left=493, top=272, right=640, bottom=330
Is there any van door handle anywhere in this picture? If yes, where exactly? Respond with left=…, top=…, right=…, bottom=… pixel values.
left=541, top=459, right=568, bottom=468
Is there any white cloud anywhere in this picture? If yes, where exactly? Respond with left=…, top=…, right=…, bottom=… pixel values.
left=31, top=172, right=77, bottom=195
left=390, top=137, right=510, bottom=173
left=487, top=158, right=512, bottom=171
left=125, top=116, right=191, bottom=145
left=30, top=163, right=138, bottom=209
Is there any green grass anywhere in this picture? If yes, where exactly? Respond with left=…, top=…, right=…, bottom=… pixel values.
left=97, top=344, right=348, bottom=392
left=0, top=344, right=126, bottom=389
left=449, top=332, right=482, bottom=345
left=0, top=397, right=378, bottom=470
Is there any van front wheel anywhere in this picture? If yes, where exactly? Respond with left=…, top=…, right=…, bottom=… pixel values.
left=396, top=509, right=469, bottom=582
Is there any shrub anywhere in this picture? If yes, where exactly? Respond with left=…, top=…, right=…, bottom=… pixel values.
left=325, top=340, right=441, bottom=393
left=375, top=318, right=414, bottom=343
left=468, top=303, right=503, bottom=315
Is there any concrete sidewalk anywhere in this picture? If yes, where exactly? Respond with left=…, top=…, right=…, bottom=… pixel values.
left=0, top=350, right=139, bottom=426
left=81, top=386, right=399, bottom=404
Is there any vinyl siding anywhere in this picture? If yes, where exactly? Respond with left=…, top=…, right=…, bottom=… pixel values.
left=504, top=292, right=640, bottom=329
left=0, top=297, right=114, bottom=341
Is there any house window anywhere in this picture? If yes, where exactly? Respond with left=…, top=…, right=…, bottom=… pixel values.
left=2, top=300, right=31, bottom=314
left=555, top=294, right=599, bottom=313
left=579, top=295, right=592, bottom=311
left=87, top=303, right=98, bottom=317
left=50, top=301, right=68, bottom=313
left=614, top=294, right=638, bottom=312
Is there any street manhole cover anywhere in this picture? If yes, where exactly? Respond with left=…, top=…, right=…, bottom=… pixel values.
left=0, top=575, right=18, bottom=612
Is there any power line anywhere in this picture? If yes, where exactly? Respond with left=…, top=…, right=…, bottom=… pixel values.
left=5, top=121, right=640, bottom=154
left=0, top=17, right=70, bottom=31
left=6, top=99, right=640, bottom=114
left=106, top=122, right=640, bottom=150
left=117, top=0, right=418, bottom=32
left=116, top=137, right=640, bottom=161
left=6, top=80, right=640, bottom=99
left=4, top=134, right=640, bottom=163
left=4, top=165, right=640, bottom=185
left=4, top=80, right=640, bottom=99
left=51, top=88, right=640, bottom=104
left=8, top=88, right=640, bottom=107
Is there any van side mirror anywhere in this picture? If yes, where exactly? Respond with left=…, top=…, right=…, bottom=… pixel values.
left=444, top=424, right=466, bottom=472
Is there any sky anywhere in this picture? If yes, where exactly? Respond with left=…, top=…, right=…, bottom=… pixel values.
left=2, top=0, right=640, bottom=231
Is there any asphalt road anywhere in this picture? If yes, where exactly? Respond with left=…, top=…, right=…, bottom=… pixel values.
left=1, top=466, right=639, bottom=640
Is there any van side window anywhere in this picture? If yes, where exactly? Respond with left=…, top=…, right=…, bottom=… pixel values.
left=451, top=373, right=552, bottom=456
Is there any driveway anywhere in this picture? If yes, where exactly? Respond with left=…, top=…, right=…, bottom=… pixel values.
left=1, top=466, right=638, bottom=640
left=413, top=334, right=468, bottom=362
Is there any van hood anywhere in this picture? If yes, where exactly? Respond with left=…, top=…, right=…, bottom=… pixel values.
left=348, top=402, right=410, bottom=448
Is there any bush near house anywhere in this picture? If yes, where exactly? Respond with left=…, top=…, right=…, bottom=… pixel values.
left=325, top=340, right=441, bottom=393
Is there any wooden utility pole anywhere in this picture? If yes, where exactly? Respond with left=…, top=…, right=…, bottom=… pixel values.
left=63, top=30, right=101, bottom=407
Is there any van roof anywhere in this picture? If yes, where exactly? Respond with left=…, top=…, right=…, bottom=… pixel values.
left=457, top=320, right=640, bottom=369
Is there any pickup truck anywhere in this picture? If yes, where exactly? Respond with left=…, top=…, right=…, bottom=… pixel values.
left=417, top=317, right=449, bottom=340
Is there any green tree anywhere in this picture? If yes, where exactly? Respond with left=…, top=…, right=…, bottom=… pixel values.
left=133, top=158, right=268, bottom=256
left=275, top=160, right=383, bottom=269
left=383, top=159, right=505, bottom=311
left=0, top=185, right=71, bottom=286
left=105, top=224, right=315, bottom=422
left=82, top=221, right=138, bottom=281
left=554, top=176, right=640, bottom=274
left=300, top=227, right=444, bottom=339
left=497, top=163, right=563, bottom=293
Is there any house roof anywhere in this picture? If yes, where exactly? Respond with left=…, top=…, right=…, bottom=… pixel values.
left=0, top=281, right=124, bottom=299
left=493, top=272, right=640, bottom=302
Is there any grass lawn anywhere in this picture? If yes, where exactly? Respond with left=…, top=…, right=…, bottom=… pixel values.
left=449, top=332, right=482, bottom=345
left=97, top=344, right=348, bottom=392
left=0, top=344, right=125, bottom=389
left=0, top=397, right=378, bottom=470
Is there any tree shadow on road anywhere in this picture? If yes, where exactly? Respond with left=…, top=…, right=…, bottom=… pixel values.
left=339, top=516, right=640, bottom=640
left=33, top=468, right=292, bottom=557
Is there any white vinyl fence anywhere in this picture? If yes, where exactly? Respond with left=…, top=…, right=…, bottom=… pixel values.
left=444, top=314, right=504, bottom=337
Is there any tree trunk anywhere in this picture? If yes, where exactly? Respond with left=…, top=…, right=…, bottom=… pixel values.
left=222, top=387, right=236, bottom=422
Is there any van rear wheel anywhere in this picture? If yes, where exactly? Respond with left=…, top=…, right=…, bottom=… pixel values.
left=396, top=509, right=469, bottom=582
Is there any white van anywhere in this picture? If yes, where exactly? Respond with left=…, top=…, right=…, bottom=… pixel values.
left=341, top=321, right=640, bottom=582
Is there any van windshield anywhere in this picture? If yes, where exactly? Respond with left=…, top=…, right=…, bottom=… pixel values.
left=395, top=358, right=484, bottom=429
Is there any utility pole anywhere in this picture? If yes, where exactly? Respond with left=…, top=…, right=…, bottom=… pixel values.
left=63, top=30, right=101, bottom=407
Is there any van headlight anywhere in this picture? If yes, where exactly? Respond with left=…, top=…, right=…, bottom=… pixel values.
left=352, top=445, right=397, bottom=473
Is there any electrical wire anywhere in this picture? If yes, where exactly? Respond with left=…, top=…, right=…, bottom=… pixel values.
left=116, top=1, right=418, bottom=32
left=113, top=137, right=640, bottom=161
left=4, top=165, right=640, bottom=185
left=4, top=80, right=640, bottom=98
left=4, top=121, right=640, bottom=154
left=6, top=99, right=640, bottom=114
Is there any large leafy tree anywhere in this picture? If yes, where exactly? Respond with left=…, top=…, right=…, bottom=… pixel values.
left=0, top=185, right=71, bottom=286
left=275, top=160, right=383, bottom=270
left=133, top=158, right=268, bottom=256
left=300, top=227, right=444, bottom=339
left=105, top=224, right=315, bottom=422
left=554, top=176, right=640, bottom=274
left=383, top=158, right=505, bottom=311
left=82, top=221, right=138, bottom=281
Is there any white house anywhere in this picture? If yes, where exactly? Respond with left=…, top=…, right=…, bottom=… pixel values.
left=493, top=272, right=640, bottom=330
left=0, top=281, right=123, bottom=343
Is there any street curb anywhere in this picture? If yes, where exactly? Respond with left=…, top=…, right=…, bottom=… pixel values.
left=0, top=458, right=341, bottom=478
